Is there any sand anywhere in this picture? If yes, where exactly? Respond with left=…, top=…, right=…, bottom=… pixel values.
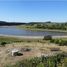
left=0, top=34, right=67, bottom=39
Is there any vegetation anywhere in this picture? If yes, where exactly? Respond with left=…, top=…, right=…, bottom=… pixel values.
left=42, top=35, right=67, bottom=46
left=0, top=36, right=67, bottom=46
left=0, top=36, right=47, bottom=45
left=35, top=23, right=67, bottom=30
left=0, top=36, right=24, bottom=44
left=0, top=41, right=7, bottom=46
left=4, top=53, right=67, bottom=67
left=17, top=22, right=67, bottom=32
left=50, top=39, right=67, bottom=46
left=0, top=36, right=67, bottom=67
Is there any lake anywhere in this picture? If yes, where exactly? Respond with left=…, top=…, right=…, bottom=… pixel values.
left=0, top=26, right=67, bottom=36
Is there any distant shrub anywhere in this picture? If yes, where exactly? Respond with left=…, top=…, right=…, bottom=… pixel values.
left=59, top=40, right=67, bottom=46
left=27, top=40, right=31, bottom=43
left=0, top=41, right=7, bottom=46
left=54, top=39, right=59, bottom=44
left=50, top=39, right=67, bottom=46
left=43, top=35, right=52, bottom=40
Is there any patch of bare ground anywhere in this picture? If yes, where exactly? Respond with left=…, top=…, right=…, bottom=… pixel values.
left=0, top=42, right=67, bottom=67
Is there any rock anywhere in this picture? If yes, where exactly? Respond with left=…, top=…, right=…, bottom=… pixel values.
left=50, top=48, right=60, bottom=51
left=21, top=48, right=31, bottom=52
left=11, top=49, right=23, bottom=56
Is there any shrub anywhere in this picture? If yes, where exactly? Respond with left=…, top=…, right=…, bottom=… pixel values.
left=0, top=41, right=7, bottom=46
left=59, top=40, right=67, bottom=46
left=54, top=39, right=59, bottom=44
left=50, top=39, right=67, bottom=46
left=4, top=53, right=67, bottom=67
left=43, top=35, right=52, bottom=40
left=50, top=39, right=54, bottom=42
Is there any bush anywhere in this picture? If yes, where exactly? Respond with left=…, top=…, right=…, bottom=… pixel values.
left=0, top=41, right=7, bottom=46
left=43, top=35, right=52, bottom=40
left=59, top=40, right=67, bottom=46
left=50, top=39, right=67, bottom=46
left=54, top=39, right=59, bottom=44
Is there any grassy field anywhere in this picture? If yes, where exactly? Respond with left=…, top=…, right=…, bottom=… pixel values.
left=0, top=36, right=67, bottom=67
left=0, top=36, right=47, bottom=44
left=4, top=54, right=67, bottom=67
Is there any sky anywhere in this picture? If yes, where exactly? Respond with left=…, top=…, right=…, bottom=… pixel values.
left=0, top=0, right=67, bottom=22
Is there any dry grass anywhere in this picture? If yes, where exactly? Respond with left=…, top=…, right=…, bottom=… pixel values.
left=0, top=42, right=67, bottom=67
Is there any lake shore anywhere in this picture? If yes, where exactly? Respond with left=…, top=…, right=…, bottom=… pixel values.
left=0, top=34, right=67, bottom=39
left=0, top=34, right=43, bottom=39
left=17, top=25, right=67, bottom=33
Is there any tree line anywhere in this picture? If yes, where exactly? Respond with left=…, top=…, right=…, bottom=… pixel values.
left=27, top=22, right=67, bottom=30
left=35, top=22, right=67, bottom=30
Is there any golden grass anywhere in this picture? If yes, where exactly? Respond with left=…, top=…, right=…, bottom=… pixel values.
left=0, top=42, right=67, bottom=66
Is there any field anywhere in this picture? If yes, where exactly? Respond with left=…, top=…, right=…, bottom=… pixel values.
left=0, top=36, right=67, bottom=67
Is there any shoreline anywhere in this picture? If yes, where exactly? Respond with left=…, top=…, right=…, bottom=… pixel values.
left=0, top=34, right=44, bottom=39
left=17, top=26, right=67, bottom=33
left=0, top=34, right=67, bottom=39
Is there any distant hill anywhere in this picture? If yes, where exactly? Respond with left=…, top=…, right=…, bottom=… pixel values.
left=0, top=21, right=26, bottom=26
left=0, top=21, right=67, bottom=26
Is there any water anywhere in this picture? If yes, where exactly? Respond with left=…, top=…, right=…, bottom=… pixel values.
left=0, top=26, right=67, bottom=36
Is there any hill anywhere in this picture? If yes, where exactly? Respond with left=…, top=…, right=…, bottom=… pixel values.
left=0, top=21, right=26, bottom=26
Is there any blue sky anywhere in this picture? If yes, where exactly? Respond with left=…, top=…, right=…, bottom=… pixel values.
left=0, top=1, right=67, bottom=22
